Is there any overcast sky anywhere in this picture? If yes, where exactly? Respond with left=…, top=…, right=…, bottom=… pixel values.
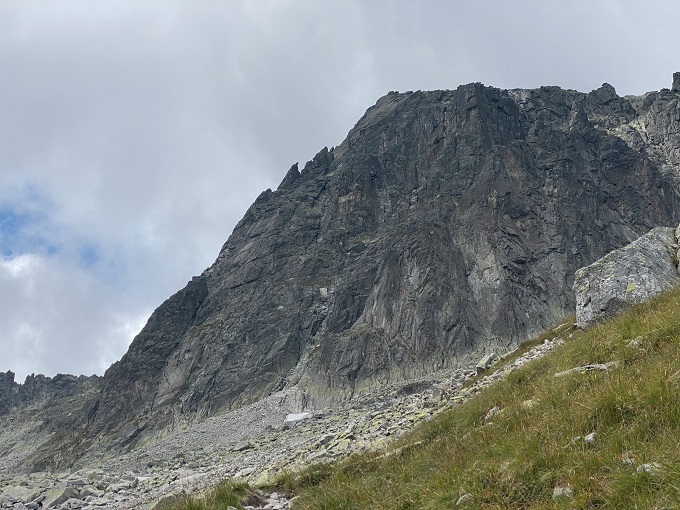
left=1, top=0, right=679, bottom=382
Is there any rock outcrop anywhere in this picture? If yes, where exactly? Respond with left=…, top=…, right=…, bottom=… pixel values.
left=0, top=371, right=100, bottom=417
left=3, top=74, right=680, bottom=472
left=574, top=225, right=680, bottom=328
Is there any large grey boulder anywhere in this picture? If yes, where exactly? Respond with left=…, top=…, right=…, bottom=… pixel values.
left=0, top=485, right=37, bottom=502
left=41, top=486, right=80, bottom=508
left=574, top=226, right=680, bottom=328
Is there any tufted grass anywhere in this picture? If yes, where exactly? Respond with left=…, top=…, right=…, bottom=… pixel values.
left=162, top=285, right=680, bottom=510
left=152, top=481, right=255, bottom=510
left=276, top=285, right=680, bottom=509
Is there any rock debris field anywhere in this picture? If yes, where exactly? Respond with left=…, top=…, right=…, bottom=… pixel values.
left=0, top=336, right=566, bottom=510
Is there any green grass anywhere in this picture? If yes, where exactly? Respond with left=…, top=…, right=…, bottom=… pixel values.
left=163, top=286, right=680, bottom=510
left=152, top=481, right=259, bottom=510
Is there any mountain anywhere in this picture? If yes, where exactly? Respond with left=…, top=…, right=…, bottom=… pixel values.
left=2, top=73, right=680, bottom=472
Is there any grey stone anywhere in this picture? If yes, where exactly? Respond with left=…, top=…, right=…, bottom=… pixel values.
left=673, top=71, right=680, bottom=93
left=41, top=487, right=80, bottom=509
left=61, top=498, right=86, bottom=509
left=627, top=336, right=644, bottom=349
left=621, top=451, right=636, bottom=466
left=284, top=413, right=311, bottom=428
left=231, top=440, right=254, bottom=452
left=456, top=493, right=473, bottom=506
left=66, top=479, right=87, bottom=487
left=83, top=470, right=104, bottom=481
left=0, top=487, right=35, bottom=504
left=79, top=487, right=101, bottom=498
left=574, top=226, right=680, bottom=329
left=483, top=405, right=502, bottom=424
left=475, top=353, right=496, bottom=374
left=636, top=462, right=661, bottom=475
left=552, top=486, right=574, bottom=499
left=584, top=432, right=596, bottom=445
left=554, top=362, right=618, bottom=378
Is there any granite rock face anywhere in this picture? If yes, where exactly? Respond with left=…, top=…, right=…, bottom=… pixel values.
left=88, top=77, right=680, bottom=447
left=0, top=372, right=100, bottom=417
left=574, top=226, right=680, bottom=328
left=4, top=74, right=680, bottom=471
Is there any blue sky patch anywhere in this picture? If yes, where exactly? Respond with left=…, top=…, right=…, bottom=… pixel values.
left=0, top=208, right=29, bottom=257
left=79, top=244, right=100, bottom=268
left=0, top=202, right=59, bottom=259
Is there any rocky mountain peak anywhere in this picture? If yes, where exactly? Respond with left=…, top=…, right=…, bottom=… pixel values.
left=2, top=74, right=680, bottom=472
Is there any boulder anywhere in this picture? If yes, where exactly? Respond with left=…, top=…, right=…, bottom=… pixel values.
left=475, top=353, right=496, bottom=374
left=636, top=462, right=661, bottom=475
left=0, top=486, right=36, bottom=503
left=41, top=486, right=80, bottom=508
left=284, top=412, right=311, bottom=428
left=231, top=440, right=254, bottom=452
left=574, top=226, right=680, bottom=329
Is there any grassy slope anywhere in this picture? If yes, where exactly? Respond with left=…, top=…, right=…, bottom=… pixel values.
left=166, top=286, right=680, bottom=510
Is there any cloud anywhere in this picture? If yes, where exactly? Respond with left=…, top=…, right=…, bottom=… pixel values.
left=0, top=0, right=679, bottom=381
left=0, top=252, right=149, bottom=378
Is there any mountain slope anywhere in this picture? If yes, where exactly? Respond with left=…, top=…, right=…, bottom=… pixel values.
left=2, top=75, right=680, bottom=472
left=276, top=284, right=680, bottom=510
left=94, top=80, right=680, bottom=438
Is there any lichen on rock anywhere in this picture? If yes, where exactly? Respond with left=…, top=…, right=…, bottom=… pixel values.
left=574, top=226, right=680, bottom=329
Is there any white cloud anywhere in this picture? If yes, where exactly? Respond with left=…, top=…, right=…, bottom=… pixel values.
left=1, top=0, right=679, bottom=381
left=0, top=253, right=40, bottom=279
left=0, top=252, right=150, bottom=380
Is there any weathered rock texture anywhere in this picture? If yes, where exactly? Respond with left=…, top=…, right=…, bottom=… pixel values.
left=574, top=226, right=680, bottom=328
left=0, top=371, right=100, bottom=417
left=3, top=74, right=680, bottom=472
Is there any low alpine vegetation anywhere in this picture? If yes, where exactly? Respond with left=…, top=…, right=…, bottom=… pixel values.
left=166, top=286, right=680, bottom=509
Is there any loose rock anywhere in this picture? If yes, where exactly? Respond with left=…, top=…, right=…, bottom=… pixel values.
left=554, top=362, right=618, bottom=378
left=552, top=486, right=574, bottom=499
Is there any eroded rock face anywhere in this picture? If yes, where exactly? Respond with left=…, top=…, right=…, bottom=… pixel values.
left=574, top=226, right=680, bottom=329
left=4, top=74, right=680, bottom=472
left=0, top=371, right=100, bottom=417
left=89, top=79, right=680, bottom=447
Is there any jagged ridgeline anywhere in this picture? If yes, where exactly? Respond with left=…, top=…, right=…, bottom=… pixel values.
left=2, top=75, right=680, bottom=470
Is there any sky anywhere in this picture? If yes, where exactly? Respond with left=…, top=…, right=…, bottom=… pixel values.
left=1, top=0, right=679, bottom=382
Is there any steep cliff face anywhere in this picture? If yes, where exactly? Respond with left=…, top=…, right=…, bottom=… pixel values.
left=89, top=78, right=680, bottom=445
